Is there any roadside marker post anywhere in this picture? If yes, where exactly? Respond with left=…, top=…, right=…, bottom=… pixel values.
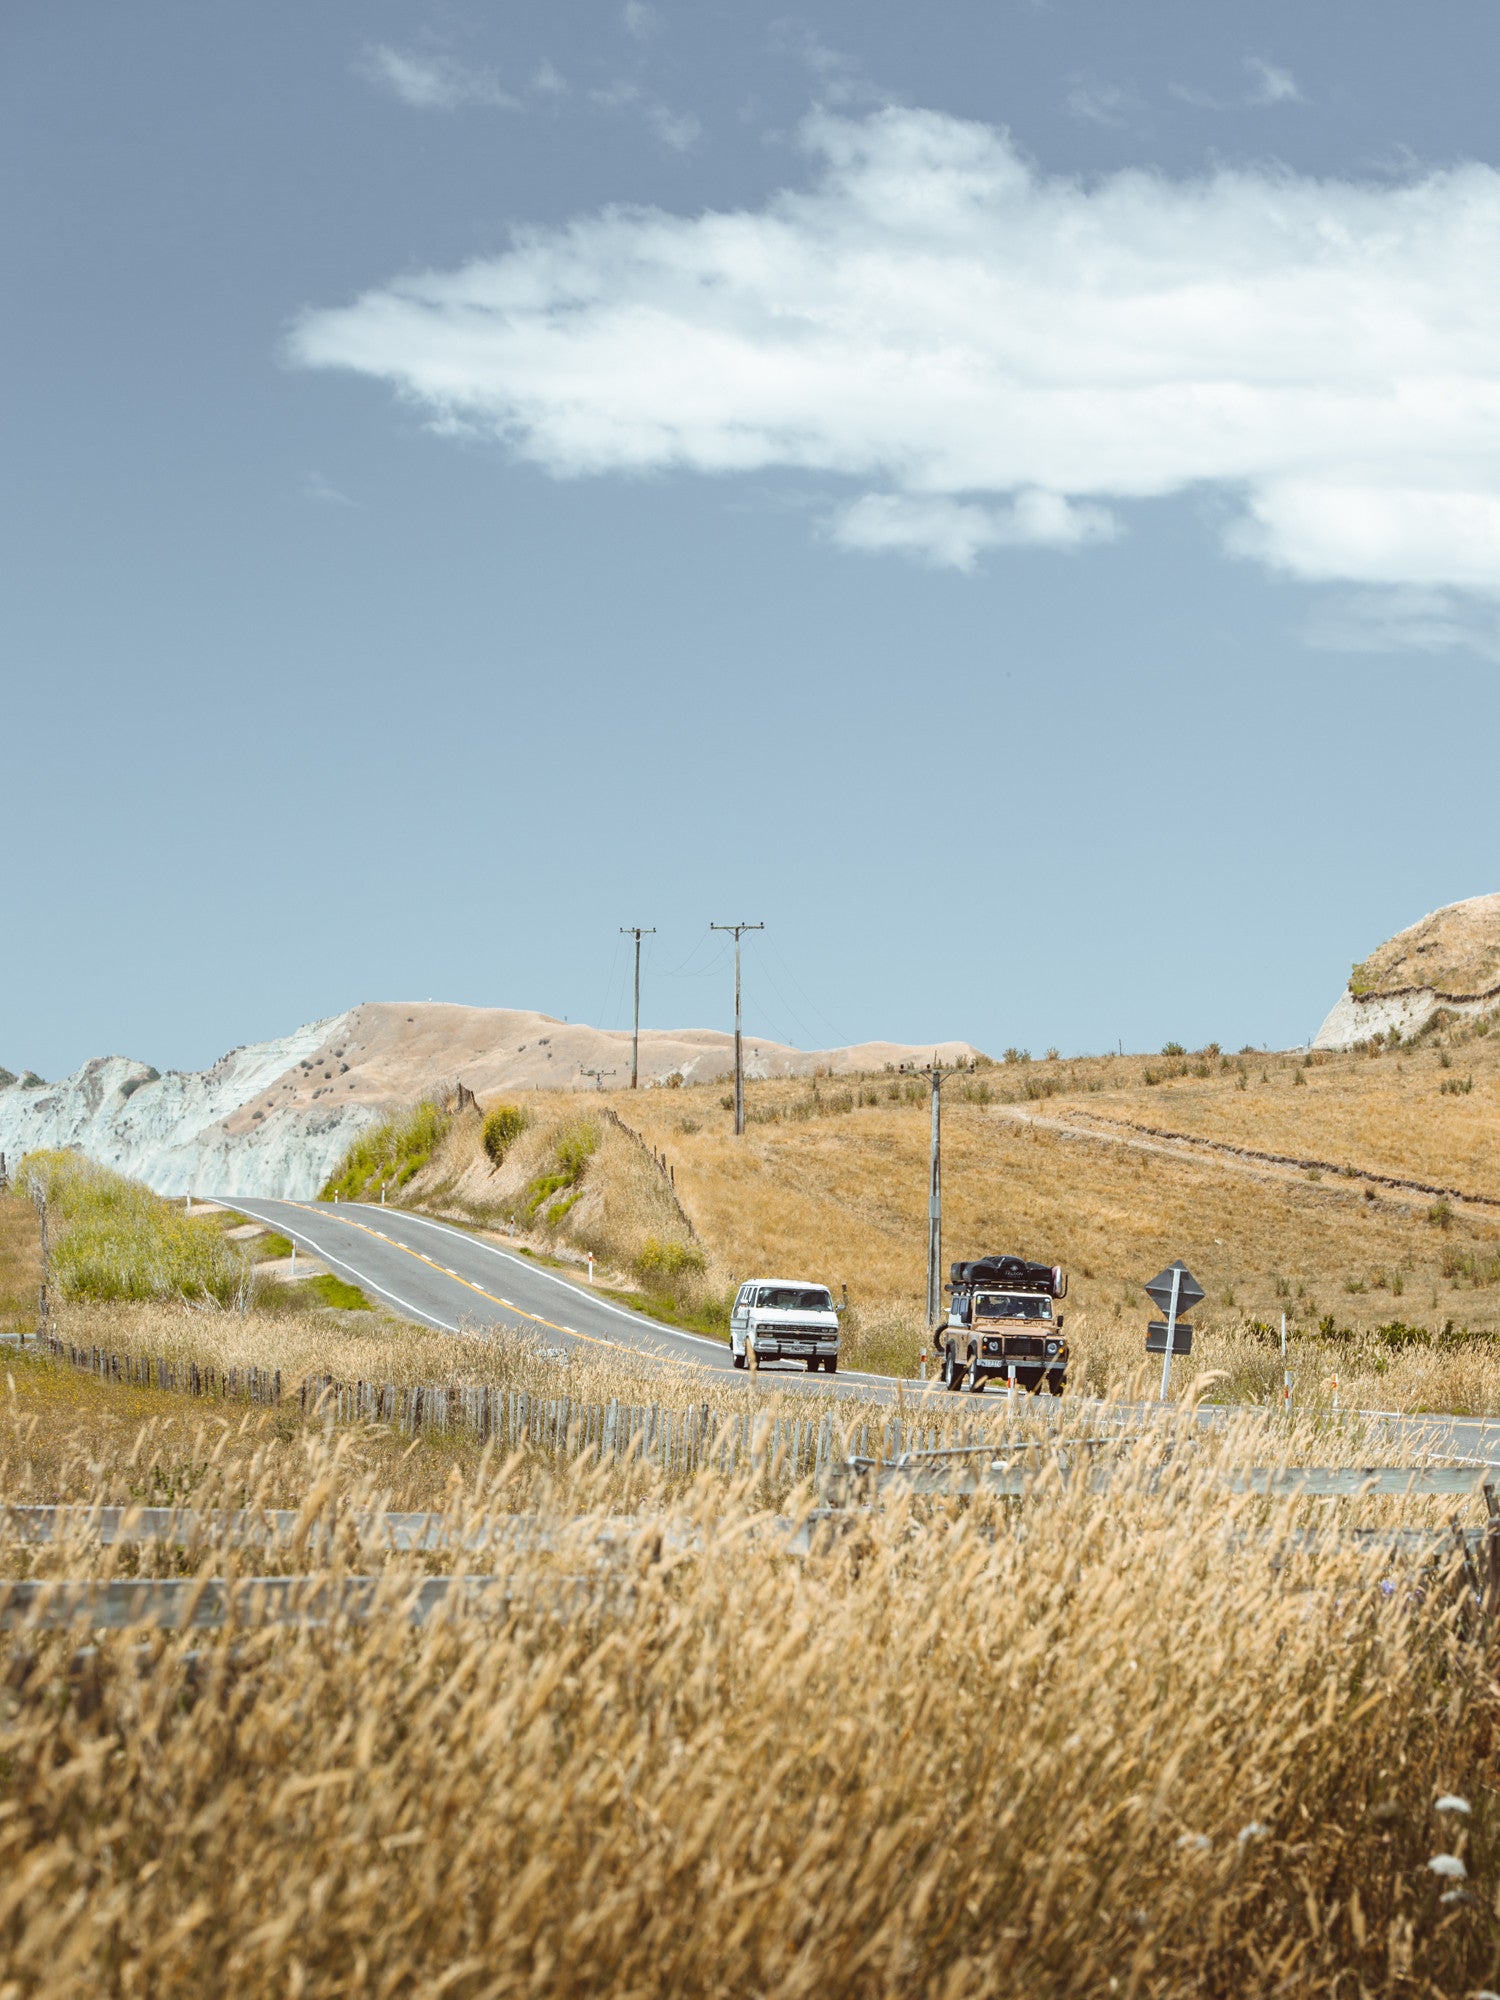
left=587, top=1253, right=595, bottom=1284
left=1281, top=1310, right=1292, bottom=1410
left=1144, top=1261, right=1205, bottom=1400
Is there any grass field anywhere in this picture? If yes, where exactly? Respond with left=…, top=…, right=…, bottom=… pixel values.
left=354, top=1011, right=1500, bottom=1402
left=0, top=1339, right=1495, bottom=1995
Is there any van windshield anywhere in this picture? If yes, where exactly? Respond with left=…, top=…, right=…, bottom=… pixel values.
left=973, top=1292, right=1052, bottom=1321
left=755, top=1286, right=832, bottom=1312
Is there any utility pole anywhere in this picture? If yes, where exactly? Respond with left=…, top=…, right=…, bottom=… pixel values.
left=580, top=1065, right=618, bottom=1092
left=923, top=1056, right=975, bottom=1333
left=710, top=922, right=764, bottom=1135
left=619, top=927, right=656, bottom=1089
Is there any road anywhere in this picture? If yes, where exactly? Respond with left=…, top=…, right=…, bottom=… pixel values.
left=217, top=1197, right=1500, bottom=1457
left=218, top=1197, right=901, bottom=1401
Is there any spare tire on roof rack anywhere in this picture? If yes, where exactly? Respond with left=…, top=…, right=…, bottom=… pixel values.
left=947, top=1255, right=1066, bottom=1297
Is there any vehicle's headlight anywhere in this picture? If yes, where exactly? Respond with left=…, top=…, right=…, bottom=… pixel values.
left=1046, top=1341, right=1058, bottom=1355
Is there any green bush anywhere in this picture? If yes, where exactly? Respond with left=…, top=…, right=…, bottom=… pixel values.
left=633, top=1237, right=705, bottom=1304
left=523, top=1121, right=598, bottom=1223
left=482, top=1104, right=529, bottom=1167
left=321, top=1100, right=451, bottom=1202
left=18, top=1151, right=250, bottom=1307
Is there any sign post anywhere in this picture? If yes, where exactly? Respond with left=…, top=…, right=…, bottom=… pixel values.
left=1144, top=1261, right=1205, bottom=1400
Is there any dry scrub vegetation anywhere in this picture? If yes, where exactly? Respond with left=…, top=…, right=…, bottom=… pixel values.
left=0, top=1348, right=1496, bottom=1995
left=340, top=1011, right=1500, bottom=1399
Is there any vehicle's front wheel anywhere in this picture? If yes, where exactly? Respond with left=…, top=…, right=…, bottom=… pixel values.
left=805, top=1356, right=819, bottom=1371
left=825, top=1356, right=838, bottom=1375
left=732, top=1349, right=745, bottom=1370
left=1047, top=1372, right=1066, bottom=1396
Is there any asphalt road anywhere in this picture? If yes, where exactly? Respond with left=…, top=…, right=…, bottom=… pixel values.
left=218, top=1197, right=902, bottom=1401
left=217, top=1197, right=1500, bottom=1457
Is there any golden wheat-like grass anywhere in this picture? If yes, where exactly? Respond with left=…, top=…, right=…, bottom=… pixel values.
left=0, top=1371, right=1494, bottom=1997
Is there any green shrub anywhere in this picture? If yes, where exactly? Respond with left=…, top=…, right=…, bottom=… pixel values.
left=1161, top=1041, right=1186, bottom=1057
left=482, top=1104, right=529, bottom=1167
left=321, top=1100, right=450, bottom=1202
left=524, top=1121, right=598, bottom=1222
left=18, top=1151, right=250, bottom=1307
left=633, top=1237, right=706, bottom=1303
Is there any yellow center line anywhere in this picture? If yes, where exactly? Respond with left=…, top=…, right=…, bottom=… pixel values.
left=282, top=1201, right=664, bottom=1363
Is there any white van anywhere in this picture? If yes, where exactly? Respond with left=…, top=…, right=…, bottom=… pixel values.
left=729, top=1279, right=843, bottom=1373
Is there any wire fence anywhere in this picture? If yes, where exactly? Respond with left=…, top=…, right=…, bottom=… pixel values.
left=36, top=1332, right=1089, bottom=1476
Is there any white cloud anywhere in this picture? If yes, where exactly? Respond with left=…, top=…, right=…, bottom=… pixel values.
left=1304, top=588, right=1500, bottom=660
left=589, top=79, right=700, bottom=151
left=301, top=471, right=353, bottom=506
left=289, top=105, right=1500, bottom=596
left=830, top=491, right=1117, bottom=570
left=622, top=2, right=661, bottom=41
left=1243, top=57, right=1302, bottom=105
left=1065, top=78, right=1138, bottom=129
left=360, top=44, right=518, bottom=112
left=531, top=61, right=568, bottom=97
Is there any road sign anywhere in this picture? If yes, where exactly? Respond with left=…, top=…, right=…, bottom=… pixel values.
left=1146, top=1321, right=1194, bottom=1355
left=1144, top=1263, right=1205, bottom=1316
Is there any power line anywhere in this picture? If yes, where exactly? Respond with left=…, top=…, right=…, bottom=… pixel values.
left=746, top=936, right=826, bottom=1054
left=762, top=934, right=850, bottom=1048
left=593, top=930, right=624, bottom=1033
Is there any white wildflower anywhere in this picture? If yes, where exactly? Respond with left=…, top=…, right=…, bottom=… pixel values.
left=1237, top=1822, right=1269, bottom=1844
left=1434, top=1794, right=1471, bottom=1814
left=1176, top=1832, right=1210, bottom=1852
left=1426, top=1854, right=1467, bottom=1878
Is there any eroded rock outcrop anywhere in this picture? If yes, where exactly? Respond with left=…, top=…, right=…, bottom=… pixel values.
left=1315, top=894, right=1500, bottom=1048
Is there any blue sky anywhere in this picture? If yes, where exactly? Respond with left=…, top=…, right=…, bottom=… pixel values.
left=5, top=2, right=1500, bottom=1079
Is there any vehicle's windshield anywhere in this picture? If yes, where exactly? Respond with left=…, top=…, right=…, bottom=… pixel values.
left=755, top=1286, right=832, bottom=1312
left=973, top=1292, right=1052, bottom=1321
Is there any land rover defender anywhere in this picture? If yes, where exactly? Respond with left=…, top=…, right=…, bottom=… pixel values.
left=935, top=1254, right=1068, bottom=1394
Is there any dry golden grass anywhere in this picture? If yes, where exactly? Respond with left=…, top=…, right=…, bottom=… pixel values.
left=1354, top=892, right=1500, bottom=998
left=0, top=1351, right=1496, bottom=1995
left=0, top=1192, right=41, bottom=1333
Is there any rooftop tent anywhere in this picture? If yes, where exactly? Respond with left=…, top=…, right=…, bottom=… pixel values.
left=947, top=1255, right=1066, bottom=1297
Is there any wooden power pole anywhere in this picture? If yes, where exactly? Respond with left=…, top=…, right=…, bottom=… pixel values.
left=710, top=922, right=763, bottom=1135
left=619, top=926, right=655, bottom=1089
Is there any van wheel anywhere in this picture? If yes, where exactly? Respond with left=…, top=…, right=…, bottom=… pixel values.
left=732, top=1350, right=745, bottom=1370
left=825, top=1357, right=838, bottom=1375
left=805, top=1357, right=819, bottom=1371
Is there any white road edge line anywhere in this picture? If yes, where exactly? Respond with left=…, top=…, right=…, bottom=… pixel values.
left=344, top=1200, right=904, bottom=1392
left=221, top=1201, right=459, bottom=1334
left=345, top=1204, right=896, bottom=1386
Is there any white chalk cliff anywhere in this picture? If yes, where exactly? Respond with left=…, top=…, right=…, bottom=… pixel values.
left=0, top=1002, right=982, bottom=1198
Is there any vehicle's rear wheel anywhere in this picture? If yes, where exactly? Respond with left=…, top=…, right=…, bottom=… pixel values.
left=942, top=1343, right=963, bottom=1392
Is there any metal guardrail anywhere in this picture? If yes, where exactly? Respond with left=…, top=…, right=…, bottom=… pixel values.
left=824, top=1455, right=1500, bottom=1502
left=0, top=1575, right=532, bottom=1631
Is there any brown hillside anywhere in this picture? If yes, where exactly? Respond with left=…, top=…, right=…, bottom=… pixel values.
left=377, top=1016, right=1500, bottom=1379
